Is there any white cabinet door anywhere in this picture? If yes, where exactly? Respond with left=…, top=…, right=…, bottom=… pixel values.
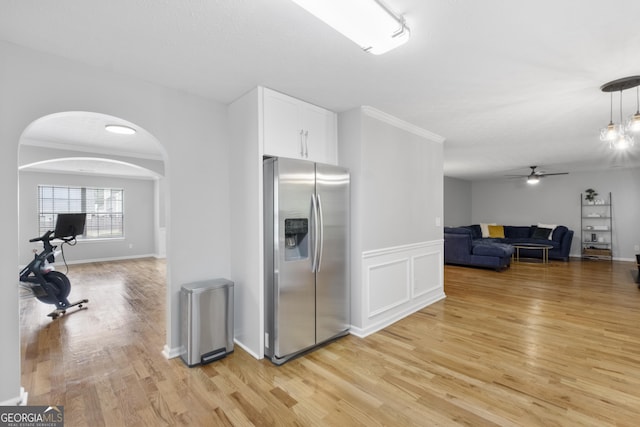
left=303, top=103, right=337, bottom=164
left=263, top=88, right=337, bottom=164
left=263, top=89, right=304, bottom=159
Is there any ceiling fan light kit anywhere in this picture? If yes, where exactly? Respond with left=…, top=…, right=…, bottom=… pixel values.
left=505, top=166, right=569, bottom=185
left=599, top=76, right=640, bottom=150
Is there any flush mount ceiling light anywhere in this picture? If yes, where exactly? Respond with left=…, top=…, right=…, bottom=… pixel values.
left=105, top=124, right=136, bottom=135
left=599, top=76, right=640, bottom=150
left=290, top=0, right=410, bottom=55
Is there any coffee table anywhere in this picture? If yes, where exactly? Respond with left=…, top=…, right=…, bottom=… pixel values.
left=512, top=243, right=554, bottom=264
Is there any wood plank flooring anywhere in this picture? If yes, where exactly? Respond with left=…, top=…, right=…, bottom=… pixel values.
left=20, top=258, right=640, bottom=426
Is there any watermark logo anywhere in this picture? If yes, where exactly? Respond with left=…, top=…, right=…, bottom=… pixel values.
left=0, top=406, right=64, bottom=427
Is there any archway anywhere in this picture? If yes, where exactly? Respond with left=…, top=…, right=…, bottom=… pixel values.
left=17, top=111, right=169, bottom=395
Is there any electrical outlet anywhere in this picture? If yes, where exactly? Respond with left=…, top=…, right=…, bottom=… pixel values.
left=634, top=244, right=640, bottom=252
left=435, top=217, right=441, bottom=226
left=129, top=243, right=133, bottom=249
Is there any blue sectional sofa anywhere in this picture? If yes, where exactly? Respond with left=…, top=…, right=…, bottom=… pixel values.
left=444, top=227, right=515, bottom=271
left=444, top=224, right=574, bottom=271
left=463, top=224, right=574, bottom=261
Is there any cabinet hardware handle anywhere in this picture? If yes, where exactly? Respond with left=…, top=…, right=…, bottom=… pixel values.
left=304, top=130, right=309, bottom=158
left=299, top=129, right=304, bottom=157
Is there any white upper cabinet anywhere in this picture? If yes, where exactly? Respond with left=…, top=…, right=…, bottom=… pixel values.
left=263, top=88, right=337, bottom=164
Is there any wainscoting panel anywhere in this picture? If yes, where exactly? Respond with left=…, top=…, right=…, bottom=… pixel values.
left=413, top=250, right=443, bottom=298
left=367, top=258, right=410, bottom=317
left=352, top=240, right=445, bottom=338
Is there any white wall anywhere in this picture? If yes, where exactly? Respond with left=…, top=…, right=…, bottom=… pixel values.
left=0, top=41, right=230, bottom=404
left=443, top=176, right=472, bottom=227
left=470, top=167, right=640, bottom=260
left=18, top=171, right=156, bottom=265
left=339, top=107, right=446, bottom=337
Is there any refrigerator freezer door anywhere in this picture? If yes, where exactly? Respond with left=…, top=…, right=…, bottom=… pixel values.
left=315, top=163, right=350, bottom=343
left=272, top=158, right=317, bottom=360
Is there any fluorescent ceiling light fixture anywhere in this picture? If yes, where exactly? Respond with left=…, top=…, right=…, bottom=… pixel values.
left=105, top=124, right=136, bottom=135
left=291, top=0, right=410, bottom=55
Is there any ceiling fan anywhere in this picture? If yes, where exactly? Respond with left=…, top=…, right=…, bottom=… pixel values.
left=505, top=166, right=569, bottom=185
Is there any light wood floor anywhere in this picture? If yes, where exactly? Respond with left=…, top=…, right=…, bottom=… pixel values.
left=20, top=258, right=640, bottom=426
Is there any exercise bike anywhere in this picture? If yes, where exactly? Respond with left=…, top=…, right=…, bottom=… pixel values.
left=19, top=213, right=89, bottom=319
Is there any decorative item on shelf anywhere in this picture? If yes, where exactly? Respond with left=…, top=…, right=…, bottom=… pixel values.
left=584, top=188, right=598, bottom=204
left=599, top=76, right=640, bottom=150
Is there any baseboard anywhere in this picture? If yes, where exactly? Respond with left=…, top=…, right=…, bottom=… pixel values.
left=233, top=339, right=263, bottom=360
left=161, top=345, right=182, bottom=359
left=350, top=292, right=446, bottom=338
left=60, top=254, right=158, bottom=266
left=19, top=253, right=159, bottom=269
left=0, top=387, right=28, bottom=406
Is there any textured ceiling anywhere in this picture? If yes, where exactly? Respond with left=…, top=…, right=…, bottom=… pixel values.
left=2, top=0, right=640, bottom=180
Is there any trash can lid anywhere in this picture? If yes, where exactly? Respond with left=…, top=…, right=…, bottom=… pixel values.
left=181, top=278, right=234, bottom=294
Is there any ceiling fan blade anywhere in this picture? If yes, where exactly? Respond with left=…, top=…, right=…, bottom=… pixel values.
left=540, top=172, right=569, bottom=176
left=504, top=174, right=529, bottom=177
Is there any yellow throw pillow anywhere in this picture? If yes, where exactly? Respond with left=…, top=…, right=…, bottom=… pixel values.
left=480, top=222, right=497, bottom=238
left=488, top=224, right=505, bottom=238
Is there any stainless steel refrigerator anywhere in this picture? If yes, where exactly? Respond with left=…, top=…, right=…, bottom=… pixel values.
left=264, top=157, right=350, bottom=365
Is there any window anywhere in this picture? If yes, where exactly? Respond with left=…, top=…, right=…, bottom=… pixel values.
left=38, top=185, right=124, bottom=239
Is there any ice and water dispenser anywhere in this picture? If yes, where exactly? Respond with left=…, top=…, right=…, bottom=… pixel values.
left=284, top=218, right=309, bottom=261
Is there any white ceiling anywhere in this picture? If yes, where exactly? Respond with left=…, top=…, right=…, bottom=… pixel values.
left=2, top=0, right=640, bottom=180
left=19, top=112, right=163, bottom=178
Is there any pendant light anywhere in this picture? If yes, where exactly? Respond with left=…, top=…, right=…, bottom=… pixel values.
left=600, top=92, right=621, bottom=142
left=599, top=76, right=640, bottom=150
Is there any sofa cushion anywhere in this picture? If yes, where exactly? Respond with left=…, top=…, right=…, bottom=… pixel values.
left=467, top=225, right=482, bottom=239
left=472, top=241, right=514, bottom=257
left=488, top=225, right=505, bottom=238
left=444, top=227, right=473, bottom=236
left=503, top=226, right=530, bottom=239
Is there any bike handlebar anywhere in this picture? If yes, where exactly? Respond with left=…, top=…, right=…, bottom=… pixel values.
left=28, top=230, right=55, bottom=243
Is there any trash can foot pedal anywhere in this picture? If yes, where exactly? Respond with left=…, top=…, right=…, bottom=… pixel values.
left=201, top=348, right=227, bottom=364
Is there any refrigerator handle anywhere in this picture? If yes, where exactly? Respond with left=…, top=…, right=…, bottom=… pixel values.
left=316, top=193, right=324, bottom=272
left=311, top=193, right=320, bottom=273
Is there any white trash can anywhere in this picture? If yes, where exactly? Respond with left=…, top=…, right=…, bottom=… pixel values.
left=180, top=278, right=234, bottom=367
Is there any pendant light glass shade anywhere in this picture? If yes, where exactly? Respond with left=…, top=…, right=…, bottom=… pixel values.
left=626, top=87, right=640, bottom=133
left=612, top=133, right=634, bottom=150
left=600, top=92, right=621, bottom=142
left=600, top=121, right=621, bottom=142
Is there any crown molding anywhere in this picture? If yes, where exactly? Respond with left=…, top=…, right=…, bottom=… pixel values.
left=361, top=106, right=446, bottom=144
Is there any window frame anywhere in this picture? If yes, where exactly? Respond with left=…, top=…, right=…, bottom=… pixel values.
left=37, top=185, right=125, bottom=240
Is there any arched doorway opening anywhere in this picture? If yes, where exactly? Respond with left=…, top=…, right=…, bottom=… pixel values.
left=17, top=111, right=169, bottom=394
